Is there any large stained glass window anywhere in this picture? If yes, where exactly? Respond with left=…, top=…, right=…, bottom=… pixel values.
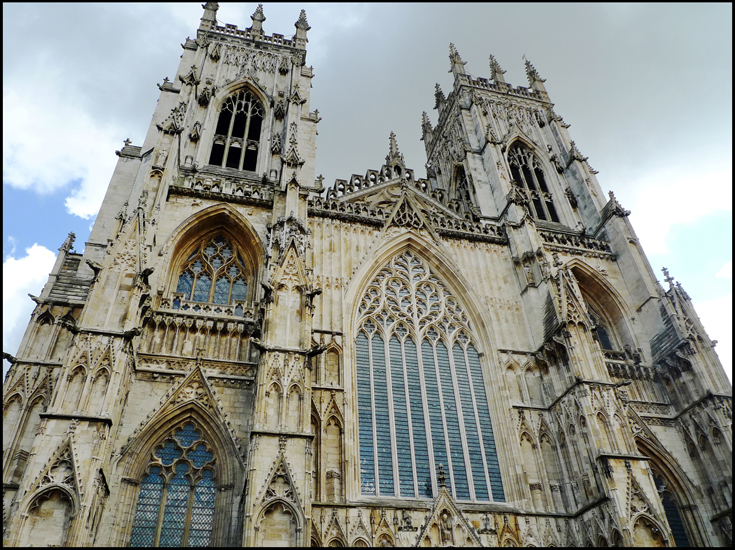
left=174, top=235, right=249, bottom=306
left=129, top=424, right=216, bottom=547
left=355, top=250, right=505, bottom=502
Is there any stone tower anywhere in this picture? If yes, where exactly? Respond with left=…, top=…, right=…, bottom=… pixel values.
left=3, top=5, right=731, bottom=547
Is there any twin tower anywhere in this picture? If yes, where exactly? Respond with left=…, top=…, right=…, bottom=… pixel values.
left=3, top=4, right=731, bottom=547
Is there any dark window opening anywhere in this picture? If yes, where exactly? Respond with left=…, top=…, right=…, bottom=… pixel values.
left=508, top=143, right=561, bottom=223
left=208, top=89, right=264, bottom=171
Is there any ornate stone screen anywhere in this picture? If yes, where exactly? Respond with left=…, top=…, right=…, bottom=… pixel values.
left=355, top=251, right=504, bottom=502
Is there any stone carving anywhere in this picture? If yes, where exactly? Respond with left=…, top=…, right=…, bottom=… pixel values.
left=270, top=211, right=311, bottom=262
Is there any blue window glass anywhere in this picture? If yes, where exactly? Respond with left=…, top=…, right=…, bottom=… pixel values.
left=130, top=467, right=164, bottom=547
left=422, top=340, right=450, bottom=495
left=212, top=276, right=230, bottom=304
left=188, top=444, right=214, bottom=468
left=176, top=424, right=200, bottom=448
left=372, top=334, right=394, bottom=496
left=159, top=463, right=189, bottom=547
left=467, top=344, right=504, bottom=502
left=192, top=274, right=211, bottom=302
left=389, top=336, right=414, bottom=497
left=155, top=440, right=182, bottom=465
left=231, top=279, right=248, bottom=302
left=405, top=337, right=432, bottom=497
left=356, top=332, right=375, bottom=495
left=188, top=470, right=216, bottom=547
left=453, top=343, right=489, bottom=501
left=436, top=341, right=470, bottom=500
left=176, top=273, right=193, bottom=298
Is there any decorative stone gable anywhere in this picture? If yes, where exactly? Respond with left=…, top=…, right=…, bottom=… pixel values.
left=414, top=481, right=483, bottom=547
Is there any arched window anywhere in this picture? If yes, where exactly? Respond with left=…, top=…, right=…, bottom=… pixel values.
left=355, top=250, right=504, bottom=502
left=208, top=89, right=264, bottom=171
left=588, top=307, right=616, bottom=351
left=508, top=143, right=560, bottom=222
left=174, top=234, right=249, bottom=307
left=129, top=423, right=216, bottom=547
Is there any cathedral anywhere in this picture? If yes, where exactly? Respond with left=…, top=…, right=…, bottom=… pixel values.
left=3, top=4, right=732, bottom=547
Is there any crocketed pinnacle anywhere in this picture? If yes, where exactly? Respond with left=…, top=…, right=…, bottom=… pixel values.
left=434, top=83, right=446, bottom=109
left=295, top=9, right=311, bottom=30
left=488, top=54, right=506, bottom=82
left=449, top=43, right=466, bottom=75
left=386, top=132, right=405, bottom=165
left=251, top=3, right=265, bottom=23
left=421, top=111, right=433, bottom=133
left=523, top=55, right=546, bottom=85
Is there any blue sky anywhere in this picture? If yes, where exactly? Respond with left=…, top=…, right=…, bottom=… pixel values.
left=3, top=3, right=732, bottom=380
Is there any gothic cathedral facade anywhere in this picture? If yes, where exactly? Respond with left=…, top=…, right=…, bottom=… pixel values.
left=3, top=4, right=732, bottom=547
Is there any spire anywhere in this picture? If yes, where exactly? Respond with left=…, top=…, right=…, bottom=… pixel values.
left=249, top=3, right=265, bottom=35
left=523, top=55, right=549, bottom=98
left=294, top=9, right=310, bottom=45
left=385, top=132, right=405, bottom=167
left=449, top=43, right=467, bottom=76
left=434, top=83, right=446, bottom=110
left=488, top=54, right=506, bottom=84
left=199, top=2, right=219, bottom=31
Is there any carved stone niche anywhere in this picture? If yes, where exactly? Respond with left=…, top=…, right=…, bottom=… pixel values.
left=269, top=212, right=311, bottom=263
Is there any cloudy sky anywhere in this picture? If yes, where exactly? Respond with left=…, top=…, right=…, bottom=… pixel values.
left=3, top=3, right=732, bottom=381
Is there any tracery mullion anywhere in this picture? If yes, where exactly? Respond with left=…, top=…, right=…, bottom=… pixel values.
left=368, top=331, right=380, bottom=495
left=446, top=340, right=476, bottom=501
left=454, top=342, right=491, bottom=501
left=222, top=102, right=237, bottom=169
left=153, top=478, right=170, bottom=547
left=422, top=339, right=453, bottom=497
left=238, top=105, right=252, bottom=171
left=415, top=336, right=438, bottom=498
left=400, top=335, right=419, bottom=498
left=435, top=340, right=470, bottom=500
left=383, top=330, right=400, bottom=496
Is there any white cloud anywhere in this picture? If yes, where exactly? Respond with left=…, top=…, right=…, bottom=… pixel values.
left=3, top=244, right=57, bottom=378
left=715, top=260, right=732, bottom=279
left=625, top=164, right=732, bottom=256
left=2, top=87, right=120, bottom=219
left=693, top=293, right=733, bottom=383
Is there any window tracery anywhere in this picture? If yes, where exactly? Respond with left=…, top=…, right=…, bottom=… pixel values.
left=508, top=143, right=560, bottom=222
left=174, top=234, right=249, bottom=308
left=208, top=89, right=264, bottom=171
left=355, top=250, right=504, bottom=502
left=129, top=423, right=216, bottom=547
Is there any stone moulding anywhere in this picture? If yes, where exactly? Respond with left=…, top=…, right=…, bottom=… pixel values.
left=168, top=183, right=273, bottom=208
left=538, top=229, right=616, bottom=260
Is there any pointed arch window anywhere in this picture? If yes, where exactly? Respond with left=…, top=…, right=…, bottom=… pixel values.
left=508, top=143, right=560, bottom=222
left=129, top=423, right=216, bottom=547
left=355, top=250, right=504, bottom=502
left=652, top=471, right=692, bottom=548
left=208, top=89, right=264, bottom=171
left=174, top=234, right=249, bottom=307
left=588, top=305, right=617, bottom=351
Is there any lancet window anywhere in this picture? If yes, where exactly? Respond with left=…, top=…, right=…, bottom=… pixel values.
left=508, top=143, right=560, bottom=222
left=174, top=234, right=249, bottom=308
left=208, top=89, right=264, bottom=171
left=355, top=250, right=505, bottom=502
left=129, top=423, right=216, bottom=547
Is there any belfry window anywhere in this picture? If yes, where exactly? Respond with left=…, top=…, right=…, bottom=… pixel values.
left=174, top=234, right=248, bottom=307
left=355, top=251, right=504, bottom=502
left=208, top=89, right=264, bottom=171
left=508, top=143, right=560, bottom=222
left=129, top=423, right=216, bottom=547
